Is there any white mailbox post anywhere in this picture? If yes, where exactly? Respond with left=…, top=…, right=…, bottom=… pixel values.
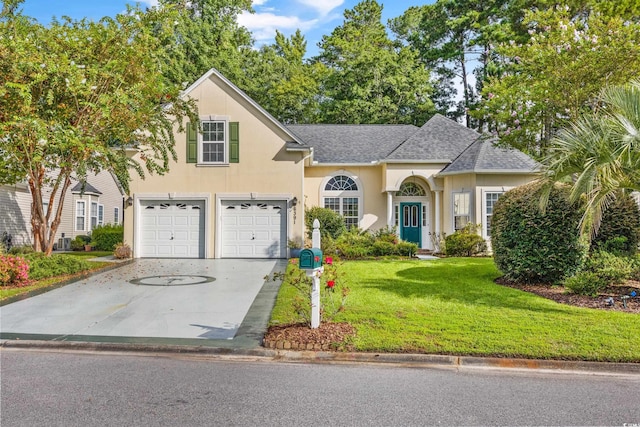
left=302, top=219, right=323, bottom=329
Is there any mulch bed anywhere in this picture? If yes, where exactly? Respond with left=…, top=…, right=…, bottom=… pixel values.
left=496, top=277, right=640, bottom=313
left=263, top=322, right=355, bottom=351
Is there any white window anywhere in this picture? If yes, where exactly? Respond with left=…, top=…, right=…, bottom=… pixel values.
left=453, top=192, right=470, bottom=231
left=484, top=192, right=503, bottom=238
left=114, top=207, right=120, bottom=225
left=90, top=202, right=98, bottom=230
left=42, top=202, right=49, bottom=216
left=322, top=175, right=361, bottom=229
left=98, top=204, right=104, bottom=226
left=200, top=120, right=227, bottom=164
left=75, top=201, right=86, bottom=231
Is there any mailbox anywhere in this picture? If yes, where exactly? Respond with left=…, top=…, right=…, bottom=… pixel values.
left=299, top=248, right=323, bottom=270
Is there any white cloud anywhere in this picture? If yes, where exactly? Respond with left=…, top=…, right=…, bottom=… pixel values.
left=296, top=0, right=343, bottom=16
left=252, top=0, right=269, bottom=5
left=139, top=0, right=159, bottom=7
left=238, top=11, right=317, bottom=43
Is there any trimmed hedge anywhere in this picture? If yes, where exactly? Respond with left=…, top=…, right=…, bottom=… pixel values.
left=591, top=192, right=640, bottom=256
left=491, top=182, right=586, bottom=284
left=91, top=224, right=124, bottom=251
left=24, top=253, right=92, bottom=280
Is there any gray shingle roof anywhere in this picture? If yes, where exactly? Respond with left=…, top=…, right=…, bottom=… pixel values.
left=439, top=138, right=539, bottom=175
left=286, top=124, right=418, bottom=163
left=286, top=114, right=537, bottom=174
left=71, top=182, right=102, bottom=195
left=384, top=114, right=480, bottom=161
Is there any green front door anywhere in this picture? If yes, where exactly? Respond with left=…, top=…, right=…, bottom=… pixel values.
left=400, top=203, right=421, bottom=246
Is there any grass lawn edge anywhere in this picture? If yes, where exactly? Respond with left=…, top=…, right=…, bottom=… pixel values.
left=0, top=259, right=134, bottom=306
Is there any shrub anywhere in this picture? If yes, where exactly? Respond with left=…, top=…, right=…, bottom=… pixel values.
left=336, top=228, right=374, bottom=259
left=491, top=182, right=586, bottom=284
left=564, top=272, right=608, bottom=297
left=0, top=255, right=30, bottom=287
left=372, top=240, right=398, bottom=256
left=70, top=235, right=90, bottom=251
left=113, top=242, right=132, bottom=259
left=305, top=207, right=347, bottom=240
left=591, top=193, right=640, bottom=256
left=24, top=253, right=91, bottom=280
left=396, top=241, right=418, bottom=257
left=91, top=224, right=124, bottom=251
left=373, top=226, right=399, bottom=244
left=9, top=245, right=35, bottom=255
left=580, top=250, right=633, bottom=285
left=444, top=224, right=487, bottom=257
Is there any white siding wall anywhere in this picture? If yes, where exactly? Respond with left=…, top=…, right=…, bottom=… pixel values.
left=0, top=184, right=33, bottom=246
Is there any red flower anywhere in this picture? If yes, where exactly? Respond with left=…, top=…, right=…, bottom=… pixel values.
left=327, top=280, right=335, bottom=288
left=325, top=257, right=333, bottom=265
left=314, top=256, right=320, bottom=262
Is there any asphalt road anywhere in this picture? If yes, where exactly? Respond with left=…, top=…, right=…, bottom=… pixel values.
left=2, top=349, right=639, bottom=426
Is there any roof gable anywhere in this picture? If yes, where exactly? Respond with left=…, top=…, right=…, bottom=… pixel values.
left=439, top=138, right=539, bottom=175
left=71, top=181, right=102, bottom=195
left=384, top=114, right=480, bottom=162
left=182, top=68, right=303, bottom=145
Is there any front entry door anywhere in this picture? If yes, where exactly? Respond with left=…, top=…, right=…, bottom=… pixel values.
left=400, top=203, right=421, bottom=246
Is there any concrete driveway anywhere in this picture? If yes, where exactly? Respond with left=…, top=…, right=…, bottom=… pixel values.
left=0, top=259, right=287, bottom=348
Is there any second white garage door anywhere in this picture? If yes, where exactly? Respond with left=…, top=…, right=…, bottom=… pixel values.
left=221, top=200, right=286, bottom=258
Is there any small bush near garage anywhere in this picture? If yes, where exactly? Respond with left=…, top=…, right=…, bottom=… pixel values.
left=444, top=223, right=487, bottom=257
left=91, top=224, right=124, bottom=251
left=491, top=182, right=586, bottom=284
left=24, top=253, right=92, bottom=280
left=591, top=193, right=640, bottom=256
left=305, top=207, right=347, bottom=240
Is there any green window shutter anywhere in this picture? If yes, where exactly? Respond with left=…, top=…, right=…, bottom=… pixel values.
left=229, top=122, right=239, bottom=163
left=186, top=122, right=197, bottom=163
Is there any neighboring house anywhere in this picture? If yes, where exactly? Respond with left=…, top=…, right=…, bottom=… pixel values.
left=0, top=170, right=124, bottom=250
left=123, top=68, right=539, bottom=259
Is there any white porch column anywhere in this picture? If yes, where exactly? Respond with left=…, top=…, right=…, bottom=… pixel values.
left=386, top=191, right=394, bottom=228
left=435, top=190, right=442, bottom=236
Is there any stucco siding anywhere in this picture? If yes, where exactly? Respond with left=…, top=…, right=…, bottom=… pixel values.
left=124, top=73, right=305, bottom=258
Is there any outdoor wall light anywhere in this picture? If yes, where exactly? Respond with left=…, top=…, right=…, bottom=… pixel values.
left=126, top=196, right=133, bottom=207
left=292, top=197, right=298, bottom=207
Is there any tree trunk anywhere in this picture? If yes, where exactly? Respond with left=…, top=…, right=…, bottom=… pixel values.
left=29, top=169, right=72, bottom=256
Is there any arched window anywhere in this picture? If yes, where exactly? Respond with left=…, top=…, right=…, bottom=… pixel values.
left=322, top=175, right=360, bottom=229
left=397, top=182, right=426, bottom=197
left=325, top=175, right=358, bottom=191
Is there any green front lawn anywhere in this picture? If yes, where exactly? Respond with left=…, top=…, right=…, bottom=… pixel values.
left=270, top=258, right=640, bottom=362
left=0, top=252, right=114, bottom=302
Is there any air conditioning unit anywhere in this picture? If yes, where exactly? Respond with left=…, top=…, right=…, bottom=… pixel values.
left=57, top=237, right=71, bottom=251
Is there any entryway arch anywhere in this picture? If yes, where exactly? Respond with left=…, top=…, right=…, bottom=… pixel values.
left=393, top=179, right=432, bottom=250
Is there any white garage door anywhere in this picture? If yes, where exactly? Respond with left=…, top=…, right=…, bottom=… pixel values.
left=140, top=200, right=205, bottom=258
left=221, top=200, right=286, bottom=258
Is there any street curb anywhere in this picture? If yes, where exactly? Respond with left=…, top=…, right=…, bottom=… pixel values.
left=2, top=339, right=639, bottom=375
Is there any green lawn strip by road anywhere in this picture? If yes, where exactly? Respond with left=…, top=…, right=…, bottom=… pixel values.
left=0, top=252, right=113, bottom=301
left=270, top=258, right=640, bottom=362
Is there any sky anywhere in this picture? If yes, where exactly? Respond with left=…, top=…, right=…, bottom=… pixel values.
left=18, top=0, right=436, bottom=57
